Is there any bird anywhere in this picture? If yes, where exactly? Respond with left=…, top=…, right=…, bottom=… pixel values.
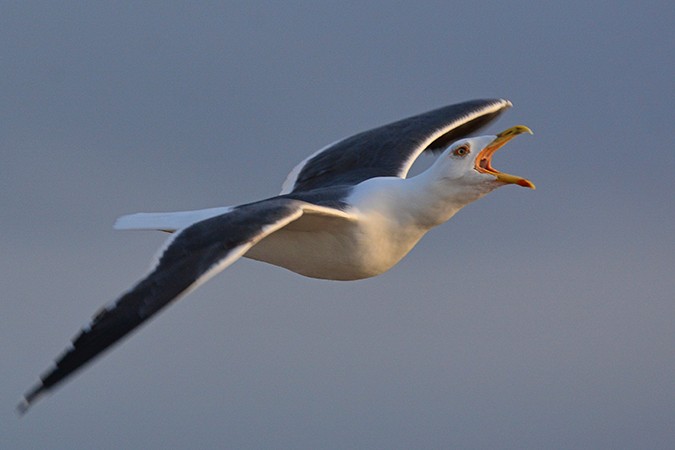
left=18, top=98, right=534, bottom=414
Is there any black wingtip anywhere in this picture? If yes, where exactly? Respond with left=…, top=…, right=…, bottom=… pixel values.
left=16, top=383, right=47, bottom=416
left=16, top=399, right=30, bottom=416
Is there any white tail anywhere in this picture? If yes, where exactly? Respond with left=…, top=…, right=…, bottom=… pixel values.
left=114, top=206, right=233, bottom=232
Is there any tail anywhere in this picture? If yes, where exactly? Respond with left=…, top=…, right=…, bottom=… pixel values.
left=114, top=206, right=233, bottom=232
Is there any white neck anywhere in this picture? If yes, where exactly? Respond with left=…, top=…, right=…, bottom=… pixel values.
left=396, top=162, right=494, bottom=229
left=349, top=154, right=496, bottom=233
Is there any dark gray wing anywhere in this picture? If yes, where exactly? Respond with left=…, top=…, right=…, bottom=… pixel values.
left=281, top=98, right=512, bottom=194
left=18, top=198, right=348, bottom=414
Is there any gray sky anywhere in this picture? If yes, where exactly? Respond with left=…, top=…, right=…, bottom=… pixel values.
left=2, top=1, right=674, bottom=449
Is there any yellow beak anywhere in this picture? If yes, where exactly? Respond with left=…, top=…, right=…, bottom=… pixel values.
left=475, top=125, right=535, bottom=189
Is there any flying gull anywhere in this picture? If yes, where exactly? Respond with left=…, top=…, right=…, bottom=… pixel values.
left=18, top=98, right=534, bottom=414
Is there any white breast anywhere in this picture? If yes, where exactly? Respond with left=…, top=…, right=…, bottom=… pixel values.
left=246, top=178, right=434, bottom=281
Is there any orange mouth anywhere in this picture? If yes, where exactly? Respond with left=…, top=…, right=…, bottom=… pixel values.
left=475, top=125, right=535, bottom=189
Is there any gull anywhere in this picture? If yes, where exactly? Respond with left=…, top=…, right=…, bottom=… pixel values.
left=18, top=98, right=534, bottom=413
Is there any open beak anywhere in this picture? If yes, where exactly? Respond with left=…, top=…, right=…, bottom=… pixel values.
left=475, top=125, right=535, bottom=189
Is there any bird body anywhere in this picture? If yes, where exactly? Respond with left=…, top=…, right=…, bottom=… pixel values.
left=248, top=184, right=427, bottom=281
left=19, top=98, right=535, bottom=413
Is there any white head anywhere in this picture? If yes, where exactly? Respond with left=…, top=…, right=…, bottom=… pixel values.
left=430, top=125, right=535, bottom=197
left=389, top=126, right=535, bottom=230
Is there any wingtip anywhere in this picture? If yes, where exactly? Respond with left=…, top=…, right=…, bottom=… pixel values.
left=483, top=98, right=512, bottom=111
left=16, top=398, right=31, bottom=416
left=16, top=383, right=47, bottom=417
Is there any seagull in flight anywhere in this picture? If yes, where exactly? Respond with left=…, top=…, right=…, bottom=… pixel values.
left=18, top=98, right=534, bottom=414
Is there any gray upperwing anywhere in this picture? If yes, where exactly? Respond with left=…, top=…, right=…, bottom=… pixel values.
left=18, top=197, right=309, bottom=414
left=284, top=99, right=512, bottom=193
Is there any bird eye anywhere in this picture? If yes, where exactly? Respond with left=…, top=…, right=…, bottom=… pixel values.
left=452, top=144, right=470, bottom=157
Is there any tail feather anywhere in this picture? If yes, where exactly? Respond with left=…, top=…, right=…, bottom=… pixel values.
left=114, top=206, right=233, bottom=232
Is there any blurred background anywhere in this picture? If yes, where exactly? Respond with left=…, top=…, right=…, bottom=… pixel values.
left=2, top=1, right=673, bottom=449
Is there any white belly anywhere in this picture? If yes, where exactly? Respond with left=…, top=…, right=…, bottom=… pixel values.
left=244, top=214, right=426, bottom=281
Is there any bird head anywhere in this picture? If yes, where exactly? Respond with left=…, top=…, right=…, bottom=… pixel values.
left=435, top=125, right=535, bottom=192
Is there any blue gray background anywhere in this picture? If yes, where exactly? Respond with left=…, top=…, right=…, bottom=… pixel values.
left=2, top=2, right=673, bottom=449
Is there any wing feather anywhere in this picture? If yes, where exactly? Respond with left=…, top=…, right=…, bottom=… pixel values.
left=18, top=198, right=349, bottom=413
left=281, top=99, right=511, bottom=194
